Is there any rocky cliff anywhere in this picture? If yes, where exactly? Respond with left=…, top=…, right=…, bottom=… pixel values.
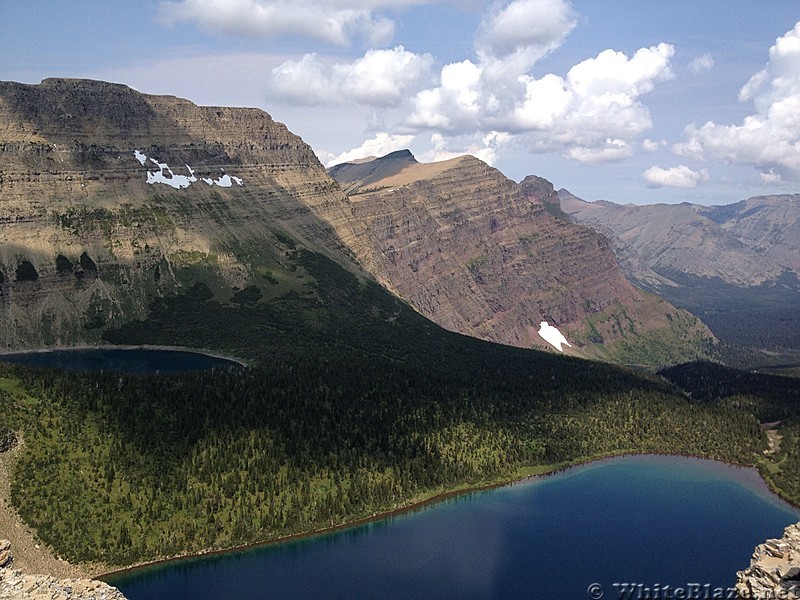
left=0, top=78, right=371, bottom=348
left=736, top=522, right=800, bottom=599
left=331, top=152, right=712, bottom=364
left=0, top=540, right=127, bottom=600
left=0, top=78, right=711, bottom=366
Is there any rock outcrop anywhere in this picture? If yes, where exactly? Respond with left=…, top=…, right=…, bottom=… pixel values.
left=736, top=523, right=800, bottom=599
left=0, top=540, right=126, bottom=599
left=331, top=152, right=712, bottom=364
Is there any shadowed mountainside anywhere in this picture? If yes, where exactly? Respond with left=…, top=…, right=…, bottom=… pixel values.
left=0, top=78, right=373, bottom=348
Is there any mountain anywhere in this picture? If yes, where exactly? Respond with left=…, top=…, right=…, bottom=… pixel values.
left=0, top=78, right=372, bottom=348
left=0, top=78, right=710, bottom=367
left=329, top=152, right=712, bottom=365
left=560, top=191, right=800, bottom=358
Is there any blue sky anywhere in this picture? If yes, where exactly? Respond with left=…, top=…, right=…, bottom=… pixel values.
left=2, top=1, right=799, bottom=205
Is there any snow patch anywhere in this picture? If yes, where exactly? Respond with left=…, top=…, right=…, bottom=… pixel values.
left=134, top=150, right=244, bottom=189
left=201, top=173, right=244, bottom=188
left=538, top=321, right=572, bottom=352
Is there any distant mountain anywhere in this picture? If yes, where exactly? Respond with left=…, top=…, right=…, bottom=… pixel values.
left=561, top=190, right=800, bottom=357
left=330, top=152, right=712, bottom=366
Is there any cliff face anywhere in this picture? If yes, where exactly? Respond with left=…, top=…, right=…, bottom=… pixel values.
left=331, top=152, right=712, bottom=363
left=0, top=78, right=369, bottom=348
left=0, top=78, right=710, bottom=365
left=736, top=523, right=800, bottom=599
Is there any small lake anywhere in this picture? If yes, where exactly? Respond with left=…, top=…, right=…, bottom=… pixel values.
left=110, top=455, right=800, bottom=599
left=0, top=348, right=242, bottom=373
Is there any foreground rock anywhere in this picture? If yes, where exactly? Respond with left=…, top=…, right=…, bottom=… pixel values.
left=0, top=540, right=126, bottom=600
left=736, top=523, right=800, bottom=599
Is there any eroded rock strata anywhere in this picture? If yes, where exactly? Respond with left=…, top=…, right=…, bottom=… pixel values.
left=0, top=78, right=710, bottom=364
left=331, top=152, right=712, bottom=362
left=0, top=78, right=370, bottom=348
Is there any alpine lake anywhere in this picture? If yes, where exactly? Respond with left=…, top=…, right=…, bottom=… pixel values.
left=108, top=455, right=799, bottom=600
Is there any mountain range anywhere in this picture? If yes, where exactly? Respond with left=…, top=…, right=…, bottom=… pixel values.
left=561, top=190, right=800, bottom=362
left=0, top=78, right=713, bottom=367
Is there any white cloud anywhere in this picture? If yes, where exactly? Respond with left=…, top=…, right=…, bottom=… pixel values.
left=407, top=60, right=483, bottom=130
left=642, top=165, right=709, bottom=188
left=688, top=53, right=715, bottom=74
left=760, top=170, right=783, bottom=184
left=269, top=54, right=332, bottom=105
left=675, top=22, right=800, bottom=179
left=642, top=138, right=666, bottom=152
left=476, top=0, right=576, bottom=61
left=408, top=41, right=674, bottom=165
left=325, top=131, right=416, bottom=166
left=421, top=131, right=510, bottom=165
left=158, top=0, right=429, bottom=47
left=269, top=46, right=434, bottom=106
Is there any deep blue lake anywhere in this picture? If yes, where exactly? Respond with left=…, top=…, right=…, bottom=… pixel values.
left=0, top=348, right=242, bottom=373
left=109, top=455, right=799, bottom=599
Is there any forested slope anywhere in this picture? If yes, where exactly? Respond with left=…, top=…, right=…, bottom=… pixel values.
left=0, top=251, right=782, bottom=567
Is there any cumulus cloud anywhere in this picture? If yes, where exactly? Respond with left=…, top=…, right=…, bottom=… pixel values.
left=760, top=170, right=783, bottom=184
left=407, top=60, right=482, bottom=130
left=421, top=131, right=510, bottom=165
left=269, top=46, right=434, bottom=106
left=675, top=22, right=800, bottom=179
left=158, top=0, right=428, bottom=46
left=408, top=41, right=675, bottom=164
left=688, top=53, right=715, bottom=74
left=325, top=131, right=416, bottom=166
left=642, top=165, right=709, bottom=188
left=642, top=138, right=666, bottom=152
left=476, top=0, right=576, bottom=61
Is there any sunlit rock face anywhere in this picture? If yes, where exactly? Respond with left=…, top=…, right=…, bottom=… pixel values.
left=330, top=152, right=712, bottom=362
left=736, top=522, right=800, bottom=599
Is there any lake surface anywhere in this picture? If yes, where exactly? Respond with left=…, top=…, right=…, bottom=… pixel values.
left=0, top=348, right=242, bottom=373
left=110, top=455, right=799, bottom=599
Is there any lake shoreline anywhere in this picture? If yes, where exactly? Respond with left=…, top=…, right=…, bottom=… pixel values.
left=0, top=344, right=251, bottom=368
left=98, top=450, right=800, bottom=583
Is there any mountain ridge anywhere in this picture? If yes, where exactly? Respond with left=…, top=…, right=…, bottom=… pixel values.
left=331, top=150, right=712, bottom=364
left=0, top=78, right=710, bottom=367
left=561, top=189, right=800, bottom=359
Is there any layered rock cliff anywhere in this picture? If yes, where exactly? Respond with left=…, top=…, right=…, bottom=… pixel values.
left=331, top=152, right=712, bottom=363
left=0, top=78, right=711, bottom=365
left=736, top=523, right=800, bottom=599
left=0, top=78, right=370, bottom=348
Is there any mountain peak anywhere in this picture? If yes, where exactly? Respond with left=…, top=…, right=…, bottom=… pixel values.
left=327, top=149, right=418, bottom=193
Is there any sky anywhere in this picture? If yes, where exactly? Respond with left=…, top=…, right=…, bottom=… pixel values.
left=2, top=1, right=799, bottom=206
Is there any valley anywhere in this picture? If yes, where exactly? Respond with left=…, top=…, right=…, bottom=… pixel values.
left=0, top=78, right=797, bottom=594
left=561, top=190, right=800, bottom=368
